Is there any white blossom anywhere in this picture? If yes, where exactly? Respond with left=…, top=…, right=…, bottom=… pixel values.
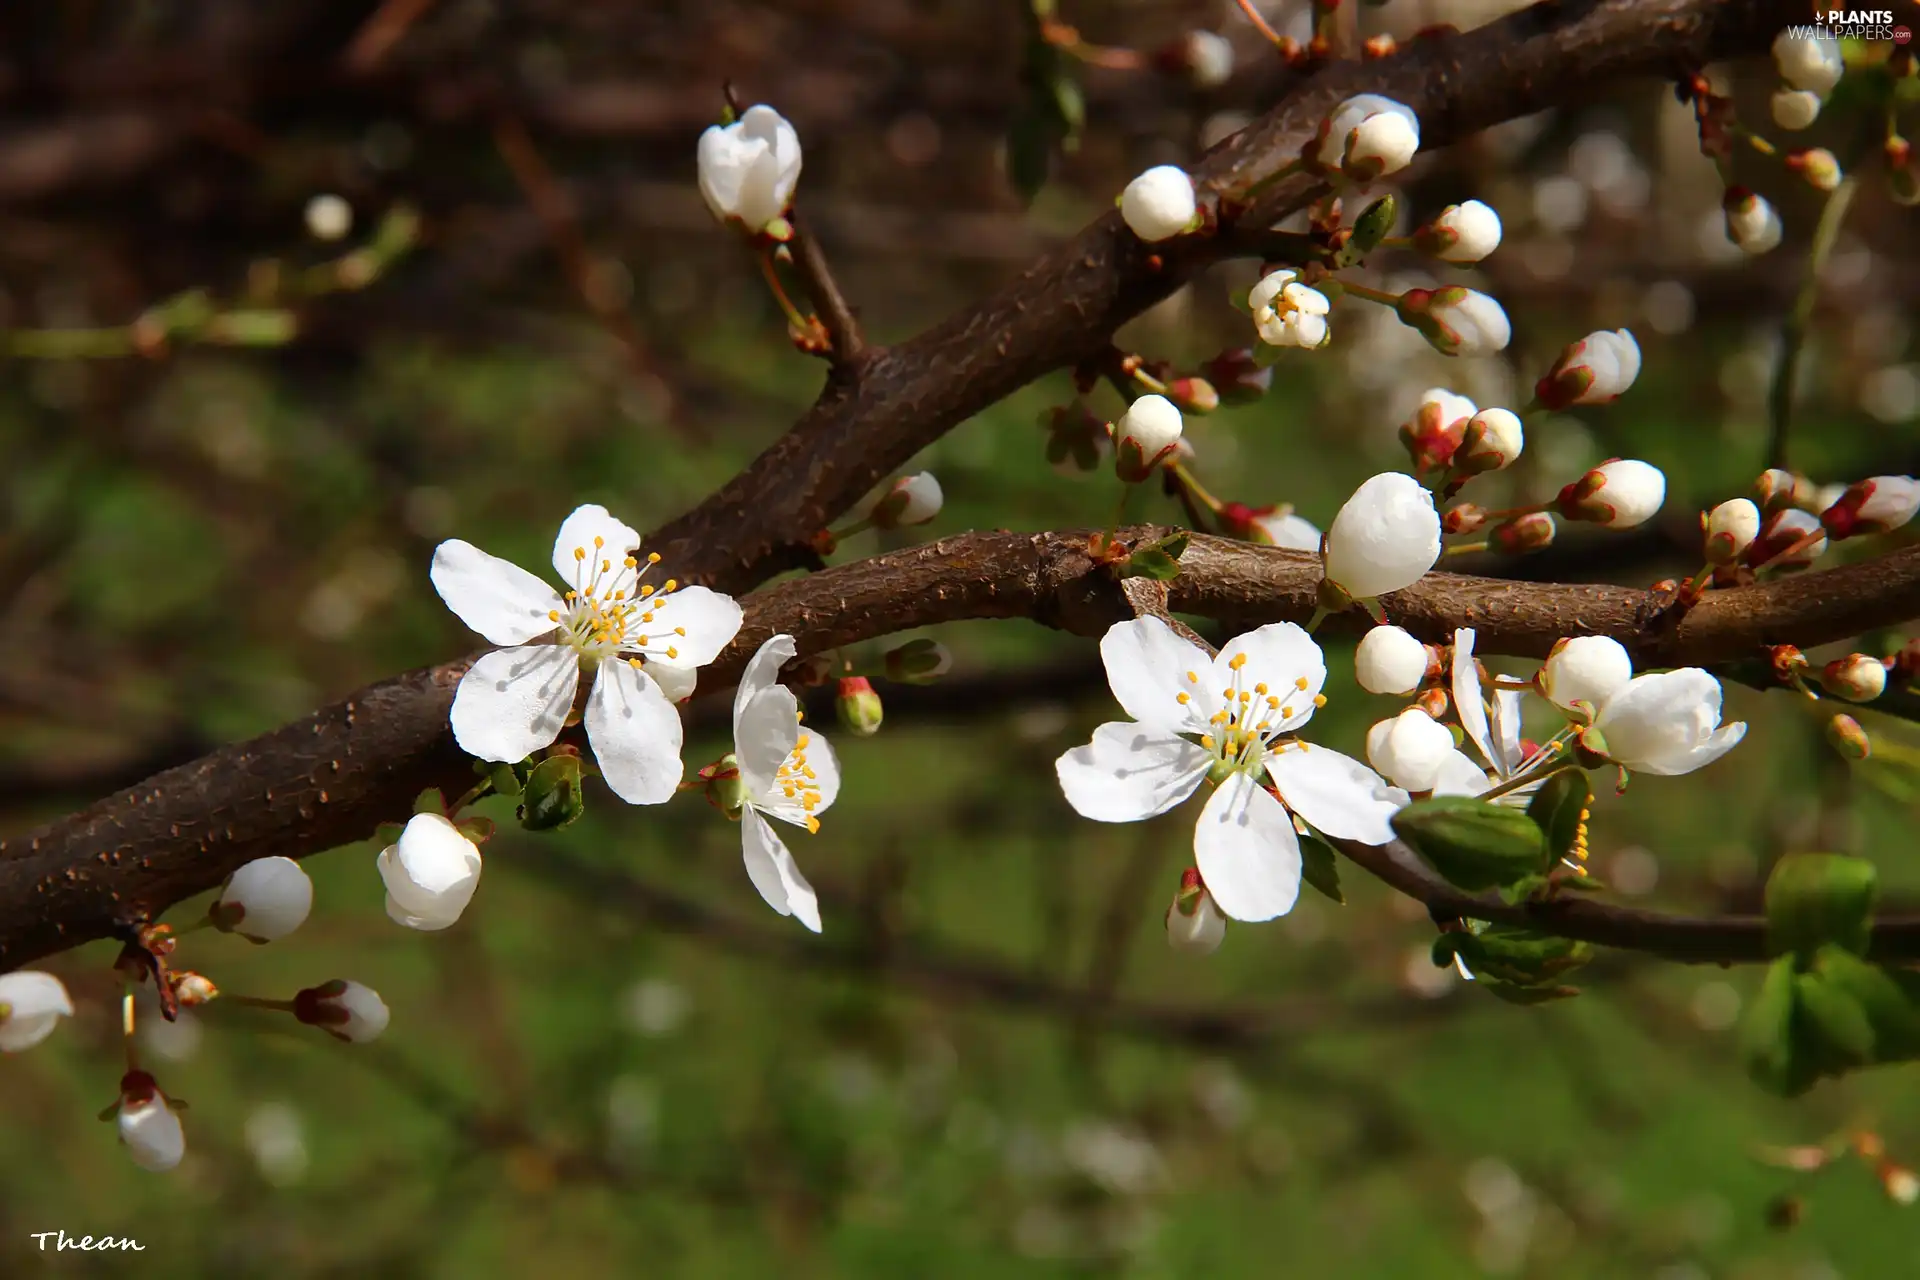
left=1249, top=269, right=1332, bottom=350
left=1590, top=669, right=1746, bottom=776
left=0, top=972, right=73, bottom=1053
left=118, top=1076, right=185, bottom=1173
left=1773, top=32, right=1844, bottom=96
left=1724, top=190, right=1783, bottom=255
left=213, top=856, right=314, bottom=942
left=1422, top=200, right=1502, bottom=262
left=1771, top=89, right=1823, bottom=131
left=1355, top=625, right=1431, bottom=695
left=871, top=472, right=943, bottom=528
left=1558, top=459, right=1666, bottom=528
left=697, top=105, right=803, bottom=233
left=378, top=813, right=483, bottom=932
left=725, top=634, right=842, bottom=933
left=297, top=979, right=391, bottom=1043
left=1114, top=394, right=1184, bottom=481
left=1056, top=618, right=1406, bottom=922
left=1536, top=328, right=1641, bottom=408
left=1539, top=635, right=1633, bottom=714
left=1323, top=472, right=1442, bottom=598
left=1365, top=707, right=1456, bottom=792
left=1318, top=95, right=1420, bottom=181
left=1183, top=31, right=1234, bottom=88
left=432, top=504, right=743, bottom=804
left=1705, top=498, right=1761, bottom=563
left=1120, top=165, right=1198, bottom=242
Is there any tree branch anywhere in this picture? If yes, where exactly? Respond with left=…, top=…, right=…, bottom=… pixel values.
left=7, top=527, right=1920, bottom=968
left=784, top=210, right=868, bottom=369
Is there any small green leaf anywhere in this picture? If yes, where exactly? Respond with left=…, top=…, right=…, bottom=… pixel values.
left=486, top=762, right=525, bottom=798
left=411, top=789, right=446, bottom=816
left=1391, top=795, right=1551, bottom=892
left=1765, top=852, right=1877, bottom=959
left=1115, top=547, right=1181, bottom=581
left=1793, top=970, right=1875, bottom=1070
left=1299, top=835, right=1343, bottom=904
left=519, top=754, right=587, bottom=832
left=1331, top=194, right=1398, bottom=268
left=1743, top=956, right=1807, bottom=1096
left=1811, top=945, right=1920, bottom=1061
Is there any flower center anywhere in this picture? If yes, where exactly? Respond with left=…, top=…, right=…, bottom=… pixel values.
left=1178, top=652, right=1326, bottom=780
left=774, top=711, right=824, bottom=833
left=546, top=539, right=686, bottom=664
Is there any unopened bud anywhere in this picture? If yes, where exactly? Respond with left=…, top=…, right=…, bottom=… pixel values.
left=1826, top=713, right=1871, bottom=760
left=1556, top=459, right=1666, bottom=528
left=1398, top=388, right=1476, bottom=472
left=1396, top=285, right=1511, bottom=357
left=1767, top=644, right=1811, bottom=684
left=1882, top=1164, right=1920, bottom=1206
left=1165, top=376, right=1219, bottom=415
left=1455, top=408, right=1524, bottom=475
left=1413, top=686, right=1450, bottom=721
left=1113, top=394, right=1184, bottom=483
left=1820, top=654, right=1888, bottom=703
left=699, top=753, right=749, bottom=813
left=1787, top=148, right=1842, bottom=192
left=884, top=638, right=951, bottom=684
left=293, top=979, right=390, bottom=1044
left=1200, top=348, right=1273, bottom=404
left=834, top=676, right=884, bottom=737
left=1166, top=30, right=1234, bottom=89
left=1443, top=502, right=1486, bottom=535
left=1755, top=468, right=1808, bottom=515
left=1703, top=497, right=1761, bottom=565
left=1166, top=869, right=1226, bottom=954
left=1891, top=638, right=1920, bottom=687
left=1749, top=508, right=1827, bottom=568
left=170, top=972, right=219, bottom=1008
left=1723, top=186, right=1782, bottom=255
left=1820, top=475, right=1920, bottom=539
left=1889, top=136, right=1919, bottom=206
left=1491, top=512, right=1556, bottom=554
left=870, top=472, right=944, bottom=529
left=1533, top=329, right=1641, bottom=410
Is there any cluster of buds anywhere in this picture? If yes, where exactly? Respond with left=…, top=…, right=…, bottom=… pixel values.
left=1555, top=459, right=1666, bottom=529
left=1769, top=33, right=1846, bottom=133
left=1398, top=389, right=1476, bottom=472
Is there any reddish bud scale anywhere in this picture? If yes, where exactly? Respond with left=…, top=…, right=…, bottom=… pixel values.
left=1491, top=513, right=1555, bottom=553
left=1443, top=503, right=1486, bottom=535
left=118, top=1069, right=160, bottom=1106
left=293, top=980, right=350, bottom=1029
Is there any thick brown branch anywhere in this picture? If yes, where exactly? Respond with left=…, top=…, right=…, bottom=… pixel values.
left=8, top=528, right=1920, bottom=968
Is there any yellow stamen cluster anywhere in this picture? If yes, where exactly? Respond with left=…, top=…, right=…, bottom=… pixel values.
left=777, top=715, right=825, bottom=833
left=1195, top=650, right=1314, bottom=772
left=556, top=544, right=678, bottom=660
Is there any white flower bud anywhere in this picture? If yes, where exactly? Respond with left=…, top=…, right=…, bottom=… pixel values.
left=1119, top=165, right=1198, bottom=242
left=378, top=813, right=483, bottom=932
left=1183, top=31, right=1234, bottom=89
left=1419, top=200, right=1502, bottom=263
left=1557, top=458, right=1666, bottom=528
left=1534, top=328, right=1641, bottom=409
left=1166, top=877, right=1227, bottom=954
left=1459, top=408, right=1523, bottom=472
left=303, top=193, right=353, bottom=242
left=1540, top=636, right=1633, bottom=714
left=1724, top=189, right=1782, bottom=255
left=1365, top=708, right=1456, bottom=792
left=1773, top=32, right=1845, bottom=97
left=1771, top=89, right=1823, bottom=131
left=1822, top=475, right=1920, bottom=538
left=1248, top=269, right=1331, bottom=349
left=1821, top=654, right=1887, bottom=703
left=1792, top=148, right=1842, bottom=192
left=1323, top=472, right=1441, bottom=598
left=1355, top=625, right=1432, bottom=695
left=1318, top=95, right=1420, bottom=181
left=1811, top=481, right=1849, bottom=513
left=0, top=971, right=73, bottom=1053
left=871, top=471, right=944, bottom=528
left=118, top=1078, right=185, bottom=1173
left=296, top=979, right=391, bottom=1044
left=213, top=856, right=314, bottom=942
left=1753, top=508, right=1828, bottom=567
left=1247, top=509, right=1321, bottom=550
left=1704, top=497, right=1761, bottom=564
left=1113, top=394, right=1184, bottom=482
left=1401, top=286, right=1511, bottom=357
left=697, top=105, right=803, bottom=233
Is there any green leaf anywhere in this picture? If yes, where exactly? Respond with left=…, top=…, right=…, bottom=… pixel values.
left=1765, top=852, right=1877, bottom=959
left=1331, top=194, right=1397, bottom=268
left=518, top=754, right=587, bottom=832
left=1811, top=945, right=1920, bottom=1061
left=486, top=762, right=525, bottom=798
left=1299, top=835, right=1343, bottom=905
left=1524, top=769, right=1590, bottom=862
left=1743, top=956, right=1808, bottom=1097
left=1391, top=795, right=1551, bottom=892
left=1793, top=970, right=1875, bottom=1070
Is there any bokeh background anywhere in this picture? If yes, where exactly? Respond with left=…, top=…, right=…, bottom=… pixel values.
left=2, top=1, right=1919, bottom=1275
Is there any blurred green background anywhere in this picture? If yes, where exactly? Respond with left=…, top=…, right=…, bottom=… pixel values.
left=2, top=1, right=1919, bottom=1276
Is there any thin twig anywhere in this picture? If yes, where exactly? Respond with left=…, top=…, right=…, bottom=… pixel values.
left=783, top=210, right=868, bottom=368
left=1765, top=172, right=1859, bottom=470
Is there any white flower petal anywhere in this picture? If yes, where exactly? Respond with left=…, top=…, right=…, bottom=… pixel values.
left=1193, top=773, right=1301, bottom=922
left=377, top=813, right=482, bottom=923
left=1213, top=622, right=1326, bottom=731
left=430, top=540, right=563, bottom=646
left=1266, top=745, right=1407, bottom=844
left=1451, top=628, right=1493, bottom=765
left=741, top=808, right=823, bottom=932
left=215, top=857, right=313, bottom=942
left=1100, top=617, right=1216, bottom=733
left=737, top=687, right=802, bottom=800
left=734, top=633, right=796, bottom=725
left=642, top=586, right=745, bottom=669
left=119, top=1097, right=185, bottom=1172
left=550, top=504, right=643, bottom=588
left=384, top=892, right=464, bottom=932
left=1430, top=750, right=1494, bottom=797
left=1056, top=722, right=1210, bottom=823
left=1491, top=689, right=1526, bottom=775
left=757, top=727, right=841, bottom=826
left=450, top=644, right=578, bottom=763
left=1638, top=721, right=1746, bottom=777
left=647, top=661, right=698, bottom=703
left=0, top=972, right=74, bottom=1053
left=584, top=659, right=684, bottom=804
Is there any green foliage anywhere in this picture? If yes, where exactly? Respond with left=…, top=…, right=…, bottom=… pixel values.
left=1391, top=794, right=1552, bottom=892
left=1114, top=531, right=1190, bottom=582
left=1525, top=769, right=1591, bottom=864
left=1765, top=852, right=1877, bottom=959
left=519, top=753, right=588, bottom=831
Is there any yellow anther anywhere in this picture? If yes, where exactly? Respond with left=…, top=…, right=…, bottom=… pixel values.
left=1312, top=694, right=1327, bottom=707
left=663, top=579, right=678, bottom=591
left=636, top=635, right=648, bottom=645
left=647, top=551, right=662, bottom=564
left=1238, top=691, right=1252, bottom=703
left=666, top=646, right=679, bottom=659
left=628, top=657, right=643, bottom=668
left=625, top=556, right=638, bottom=568
left=796, top=734, right=811, bottom=750
left=1186, top=670, right=1199, bottom=683
left=1254, top=683, right=1269, bottom=695
left=548, top=610, right=561, bottom=622
left=802, top=766, right=816, bottom=780
left=806, top=816, right=820, bottom=834
left=1176, top=692, right=1190, bottom=705
left=675, top=626, right=687, bottom=636
left=613, top=591, right=625, bottom=601
left=574, top=547, right=586, bottom=561
left=1294, top=677, right=1309, bottom=691
left=602, top=558, right=612, bottom=573
left=1229, top=653, right=1248, bottom=670
left=641, top=584, right=656, bottom=597
left=1200, top=735, right=1216, bottom=750
left=594, top=536, right=605, bottom=548
left=1266, top=695, right=1281, bottom=709
left=640, top=612, right=654, bottom=624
